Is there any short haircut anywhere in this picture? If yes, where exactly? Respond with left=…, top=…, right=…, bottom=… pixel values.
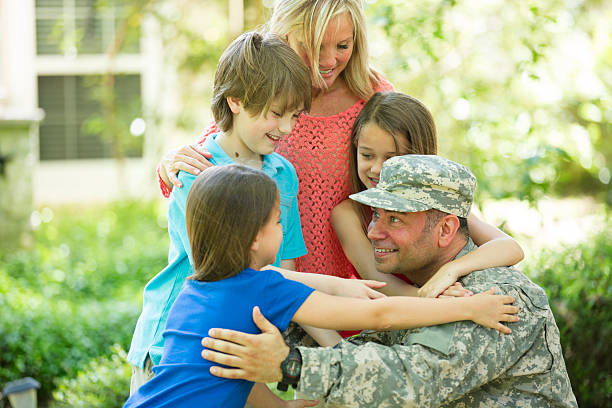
left=185, top=165, right=278, bottom=282
left=349, top=92, right=438, bottom=228
left=425, top=209, right=470, bottom=240
left=211, top=31, right=312, bottom=132
left=267, top=0, right=379, bottom=99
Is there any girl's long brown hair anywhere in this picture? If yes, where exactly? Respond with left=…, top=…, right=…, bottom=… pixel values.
left=349, top=92, right=438, bottom=229
left=186, top=165, right=278, bottom=281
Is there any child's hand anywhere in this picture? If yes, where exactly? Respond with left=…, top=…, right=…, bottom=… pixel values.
left=438, top=282, right=473, bottom=298
left=418, top=263, right=460, bottom=298
left=332, top=278, right=387, bottom=299
left=468, top=288, right=519, bottom=334
left=284, top=399, right=319, bottom=407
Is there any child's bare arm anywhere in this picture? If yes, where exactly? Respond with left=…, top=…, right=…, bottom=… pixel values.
left=247, top=383, right=284, bottom=408
left=265, top=264, right=386, bottom=300
left=275, top=261, right=343, bottom=347
left=300, top=325, right=342, bottom=347
left=468, top=211, right=524, bottom=265
left=292, top=289, right=519, bottom=334
left=247, top=383, right=318, bottom=408
left=331, top=200, right=419, bottom=297
left=419, top=212, right=525, bottom=298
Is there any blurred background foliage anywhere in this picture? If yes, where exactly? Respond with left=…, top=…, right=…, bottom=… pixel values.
left=121, top=0, right=612, bottom=206
left=0, top=202, right=168, bottom=403
left=364, top=0, right=612, bottom=206
left=55, top=0, right=612, bottom=206
left=1, top=0, right=610, bottom=407
left=524, top=229, right=612, bottom=407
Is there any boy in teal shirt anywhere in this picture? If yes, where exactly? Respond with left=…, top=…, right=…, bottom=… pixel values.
left=126, top=31, right=310, bottom=393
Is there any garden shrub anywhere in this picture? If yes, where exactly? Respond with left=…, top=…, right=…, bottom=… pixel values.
left=50, top=344, right=131, bottom=408
left=0, top=289, right=139, bottom=401
left=3, top=200, right=169, bottom=302
left=0, top=200, right=168, bottom=402
left=525, top=228, right=612, bottom=408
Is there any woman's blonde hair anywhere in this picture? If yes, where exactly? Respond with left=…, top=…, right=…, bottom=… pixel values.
left=266, top=0, right=379, bottom=100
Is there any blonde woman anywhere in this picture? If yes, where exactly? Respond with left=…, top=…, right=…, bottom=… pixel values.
left=156, top=1, right=523, bottom=298
left=158, top=0, right=393, bottom=281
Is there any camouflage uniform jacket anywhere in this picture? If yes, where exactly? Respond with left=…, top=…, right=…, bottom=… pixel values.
left=293, top=240, right=577, bottom=407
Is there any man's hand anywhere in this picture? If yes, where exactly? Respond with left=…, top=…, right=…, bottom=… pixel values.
left=201, top=306, right=289, bottom=383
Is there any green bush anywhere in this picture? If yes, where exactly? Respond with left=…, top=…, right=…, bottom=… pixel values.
left=366, top=1, right=612, bottom=204
left=50, top=344, right=131, bottom=408
left=0, top=281, right=139, bottom=401
left=3, top=201, right=169, bottom=302
left=0, top=200, right=168, bottom=402
left=525, top=228, right=612, bottom=408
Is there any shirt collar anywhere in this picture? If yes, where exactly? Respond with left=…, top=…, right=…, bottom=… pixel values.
left=455, top=238, right=483, bottom=287
left=203, top=133, right=284, bottom=175
left=455, top=238, right=477, bottom=261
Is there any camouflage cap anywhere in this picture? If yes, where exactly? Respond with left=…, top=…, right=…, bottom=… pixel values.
left=349, top=155, right=476, bottom=217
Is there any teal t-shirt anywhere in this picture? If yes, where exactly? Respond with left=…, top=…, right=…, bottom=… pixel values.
left=127, top=134, right=307, bottom=367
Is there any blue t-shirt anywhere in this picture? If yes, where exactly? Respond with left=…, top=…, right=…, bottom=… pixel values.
left=124, top=268, right=315, bottom=408
left=127, top=134, right=307, bottom=368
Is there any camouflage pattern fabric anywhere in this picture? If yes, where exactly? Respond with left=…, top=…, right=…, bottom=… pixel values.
left=292, top=240, right=578, bottom=407
left=349, top=155, right=476, bottom=218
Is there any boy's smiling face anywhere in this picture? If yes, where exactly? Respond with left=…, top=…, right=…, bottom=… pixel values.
left=228, top=98, right=303, bottom=159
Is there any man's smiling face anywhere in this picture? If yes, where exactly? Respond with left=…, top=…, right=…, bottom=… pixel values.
left=367, top=208, right=439, bottom=283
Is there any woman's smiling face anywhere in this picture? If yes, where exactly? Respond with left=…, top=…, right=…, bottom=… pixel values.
left=356, top=123, right=410, bottom=189
left=286, top=12, right=354, bottom=90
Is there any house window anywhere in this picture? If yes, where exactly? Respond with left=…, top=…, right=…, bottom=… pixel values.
left=35, top=0, right=143, bottom=160
left=35, top=0, right=140, bottom=56
left=38, top=74, right=143, bottom=160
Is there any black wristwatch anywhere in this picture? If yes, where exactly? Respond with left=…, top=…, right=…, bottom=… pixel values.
left=277, top=346, right=302, bottom=391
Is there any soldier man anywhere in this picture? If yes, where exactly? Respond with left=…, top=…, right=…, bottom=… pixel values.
left=201, top=155, right=578, bottom=407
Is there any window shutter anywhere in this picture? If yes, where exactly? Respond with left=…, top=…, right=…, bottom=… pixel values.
left=38, top=75, right=142, bottom=160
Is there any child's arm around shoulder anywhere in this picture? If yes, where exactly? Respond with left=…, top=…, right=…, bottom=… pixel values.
left=275, top=261, right=344, bottom=348
left=331, top=200, right=419, bottom=297
left=292, top=289, right=519, bottom=334
left=418, top=212, right=525, bottom=298
left=265, top=264, right=386, bottom=300
left=170, top=170, right=198, bottom=203
left=467, top=212, right=524, bottom=264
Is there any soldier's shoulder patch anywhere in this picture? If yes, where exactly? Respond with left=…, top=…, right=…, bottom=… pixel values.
left=400, top=323, right=456, bottom=355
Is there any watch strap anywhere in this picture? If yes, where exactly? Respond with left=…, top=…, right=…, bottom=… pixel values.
left=277, top=346, right=302, bottom=391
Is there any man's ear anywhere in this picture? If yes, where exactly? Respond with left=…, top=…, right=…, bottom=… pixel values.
left=437, top=215, right=460, bottom=248
left=227, top=96, right=242, bottom=114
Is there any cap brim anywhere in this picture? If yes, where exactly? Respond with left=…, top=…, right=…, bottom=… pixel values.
left=350, top=188, right=431, bottom=213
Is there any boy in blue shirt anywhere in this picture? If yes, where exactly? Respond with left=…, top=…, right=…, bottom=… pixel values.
left=126, top=31, right=311, bottom=392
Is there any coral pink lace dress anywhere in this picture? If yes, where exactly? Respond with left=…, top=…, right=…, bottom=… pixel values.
left=158, top=77, right=393, bottom=279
